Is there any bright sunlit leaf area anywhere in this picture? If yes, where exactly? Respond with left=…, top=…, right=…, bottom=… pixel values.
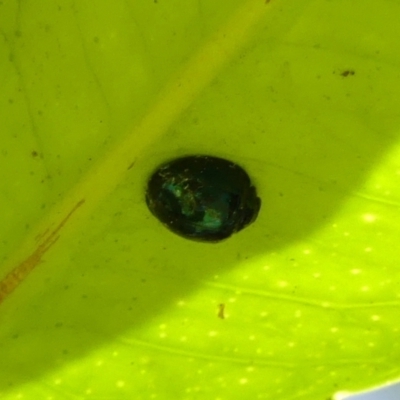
left=0, top=0, right=399, bottom=399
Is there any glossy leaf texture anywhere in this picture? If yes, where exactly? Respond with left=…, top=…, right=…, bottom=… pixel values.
left=0, top=1, right=400, bottom=399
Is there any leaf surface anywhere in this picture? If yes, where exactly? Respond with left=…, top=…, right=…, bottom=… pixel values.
left=1, top=0, right=400, bottom=399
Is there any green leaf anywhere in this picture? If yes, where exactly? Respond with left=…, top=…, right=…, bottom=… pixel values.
left=1, top=0, right=399, bottom=399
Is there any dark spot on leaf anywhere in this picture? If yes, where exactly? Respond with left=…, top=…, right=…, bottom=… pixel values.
left=340, top=70, right=355, bottom=77
left=218, top=303, right=225, bottom=319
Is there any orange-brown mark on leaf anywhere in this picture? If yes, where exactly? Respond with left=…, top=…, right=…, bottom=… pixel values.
left=218, top=303, right=225, bottom=319
left=35, top=227, right=50, bottom=242
left=0, top=199, right=85, bottom=304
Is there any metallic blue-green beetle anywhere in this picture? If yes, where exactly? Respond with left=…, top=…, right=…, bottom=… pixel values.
left=145, top=155, right=261, bottom=242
